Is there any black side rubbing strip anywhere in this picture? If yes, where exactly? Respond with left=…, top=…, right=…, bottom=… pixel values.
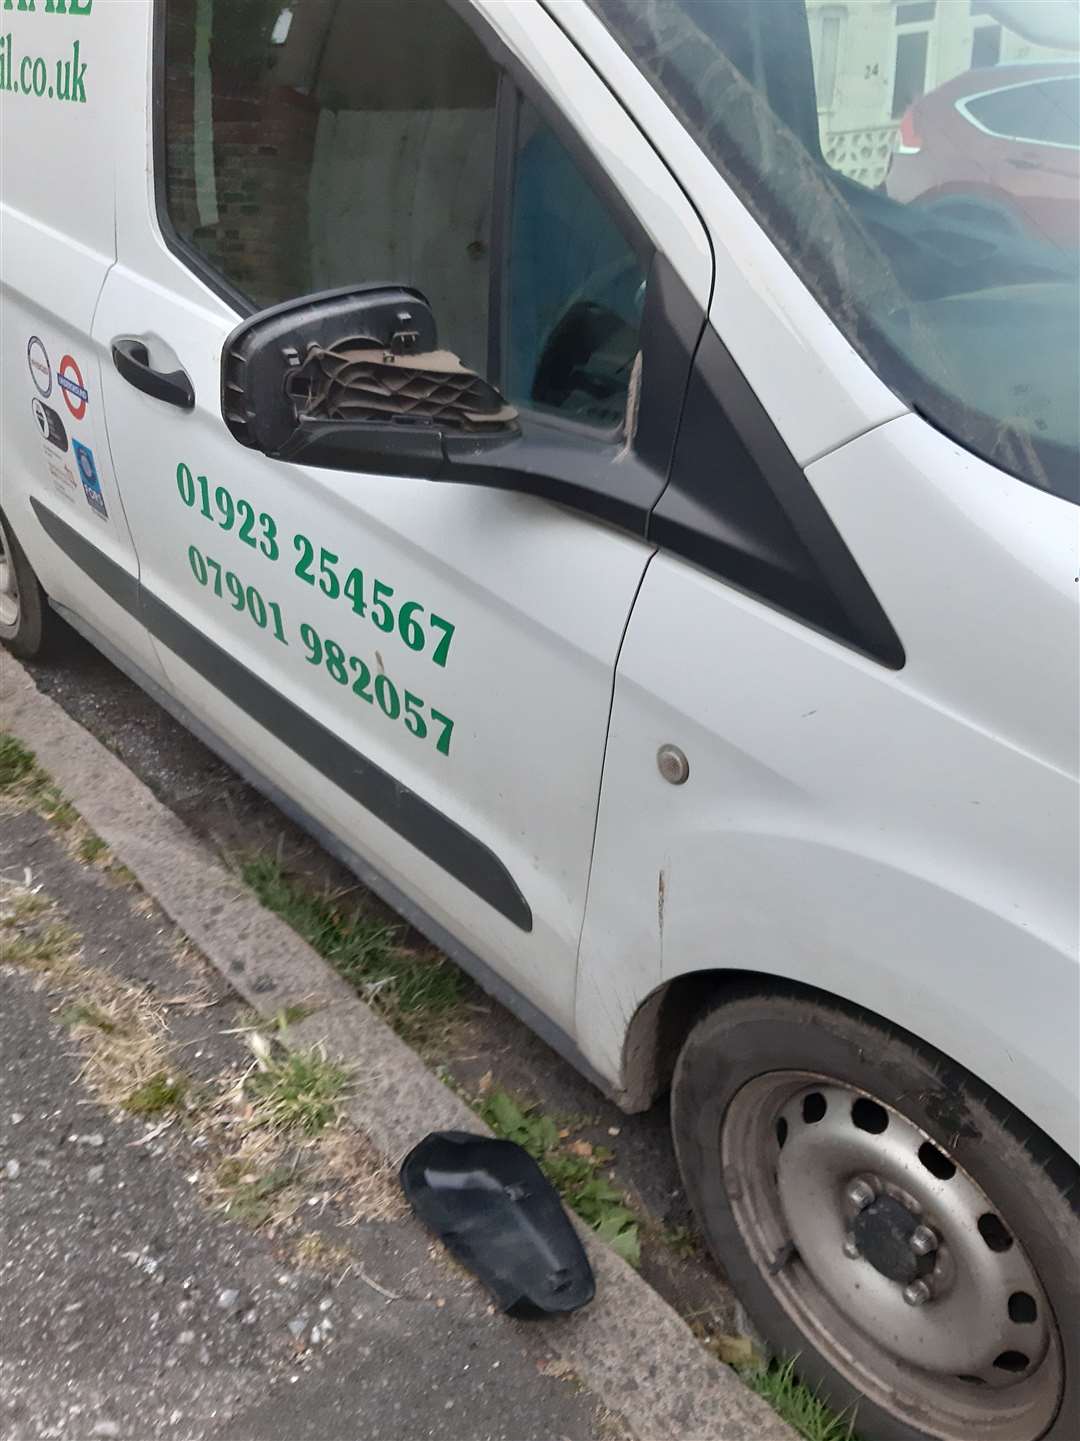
left=648, top=328, right=905, bottom=669
left=31, top=499, right=142, bottom=616
left=30, top=498, right=532, bottom=931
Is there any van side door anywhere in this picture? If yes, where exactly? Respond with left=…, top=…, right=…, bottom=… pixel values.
left=0, top=1, right=163, bottom=681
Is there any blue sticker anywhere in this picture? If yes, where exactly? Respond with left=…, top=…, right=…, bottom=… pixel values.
left=73, top=439, right=108, bottom=520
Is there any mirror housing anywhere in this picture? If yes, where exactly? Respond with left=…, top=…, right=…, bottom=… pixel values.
left=221, top=285, right=518, bottom=474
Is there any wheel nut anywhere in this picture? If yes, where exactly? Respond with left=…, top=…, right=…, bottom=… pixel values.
left=842, top=1237, right=860, bottom=1259
left=910, top=1224, right=937, bottom=1257
left=846, top=1179, right=875, bottom=1211
left=903, top=1280, right=932, bottom=1307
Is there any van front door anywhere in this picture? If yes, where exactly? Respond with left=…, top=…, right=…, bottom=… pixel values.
left=90, top=0, right=709, bottom=1038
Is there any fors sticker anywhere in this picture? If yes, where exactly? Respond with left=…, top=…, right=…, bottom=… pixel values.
left=73, top=439, right=108, bottom=520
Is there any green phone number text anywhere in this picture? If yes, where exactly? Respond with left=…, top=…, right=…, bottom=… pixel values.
left=187, top=543, right=454, bottom=758
left=176, top=463, right=455, bottom=668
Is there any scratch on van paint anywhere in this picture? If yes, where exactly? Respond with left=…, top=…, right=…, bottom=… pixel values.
left=657, top=867, right=666, bottom=938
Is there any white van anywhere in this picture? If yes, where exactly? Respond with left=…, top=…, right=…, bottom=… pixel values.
left=2, top=2, right=1077, bottom=1435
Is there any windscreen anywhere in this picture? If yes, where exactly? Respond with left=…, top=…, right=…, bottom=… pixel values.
left=588, top=0, right=1080, bottom=502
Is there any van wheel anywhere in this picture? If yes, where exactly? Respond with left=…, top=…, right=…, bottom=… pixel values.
left=0, top=510, right=56, bottom=660
left=671, top=991, right=1078, bottom=1441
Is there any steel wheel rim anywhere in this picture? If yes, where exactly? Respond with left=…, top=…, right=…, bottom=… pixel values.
left=0, top=518, right=21, bottom=634
left=722, top=1071, right=1063, bottom=1441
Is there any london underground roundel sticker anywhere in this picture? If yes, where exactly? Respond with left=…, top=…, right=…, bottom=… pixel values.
left=27, top=336, right=52, bottom=397
left=58, top=354, right=89, bottom=420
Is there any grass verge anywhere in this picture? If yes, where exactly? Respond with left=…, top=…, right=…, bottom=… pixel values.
left=239, top=853, right=465, bottom=1036
left=479, top=1087, right=641, bottom=1267
left=740, top=1359, right=858, bottom=1441
left=0, top=733, right=118, bottom=872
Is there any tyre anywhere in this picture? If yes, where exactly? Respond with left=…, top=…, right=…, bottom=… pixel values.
left=0, top=508, right=57, bottom=660
left=671, top=989, right=1078, bottom=1441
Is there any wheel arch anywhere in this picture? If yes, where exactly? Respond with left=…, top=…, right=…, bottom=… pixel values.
left=619, top=967, right=1080, bottom=1192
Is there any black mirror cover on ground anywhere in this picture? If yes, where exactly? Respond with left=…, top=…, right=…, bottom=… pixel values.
left=400, top=1131, right=596, bottom=1319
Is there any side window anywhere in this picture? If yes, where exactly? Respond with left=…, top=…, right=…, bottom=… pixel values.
left=966, top=77, right=1080, bottom=147
left=506, top=99, right=646, bottom=429
left=163, top=1, right=645, bottom=430
left=163, top=0, right=498, bottom=373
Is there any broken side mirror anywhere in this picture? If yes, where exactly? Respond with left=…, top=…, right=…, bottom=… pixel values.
left=221, top=284, right=519, bottom=476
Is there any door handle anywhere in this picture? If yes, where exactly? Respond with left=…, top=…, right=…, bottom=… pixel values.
left=112, top=337, right=195, bottom=410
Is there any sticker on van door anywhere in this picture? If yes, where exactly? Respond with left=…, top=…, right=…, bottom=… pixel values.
left=32, top=398, right=67, bottom=452
left=27, top=336, right=51, bottom=397
left=57, top=354, right=88, bottom=420
left=42, top=449, right=79, bottom=507
left=72, top=439, right=107, bottom=520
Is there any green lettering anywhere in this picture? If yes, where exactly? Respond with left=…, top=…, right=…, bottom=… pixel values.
left=69, top=38, right=85, bottom=101
left=44, top=1, right=69, bottom=14
left=68, top=0, right=91, bottom=12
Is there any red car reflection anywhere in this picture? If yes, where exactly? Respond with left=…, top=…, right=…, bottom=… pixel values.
left=886, top=62, right=1079, bottom=248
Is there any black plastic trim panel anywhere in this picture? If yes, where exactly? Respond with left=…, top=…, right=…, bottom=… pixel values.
left=649, top=327, right=906, bottom=669
left=30, top=498, right=533, bottom=931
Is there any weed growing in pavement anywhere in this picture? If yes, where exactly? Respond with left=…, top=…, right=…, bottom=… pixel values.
left=245, top=1037, right=351, bottom=1136
left=224, top=1002, right=322, bottom=1036
left=1, top=877, right=180, bottom=1111
left=3, top=888, right=51, bottom=924
left=213, top=1158, right=300, bottom=1228
left=59, top=999, right=118, bottom=1033
left=291, top=1232, right=356, bottom=1274
left=77, top=832, right=110, bottom=865
left=739, top=1358, right=858, bottom=1441
left=239, top=853, right=465, bottom=1027
left=123, top=1070, right=189, bottom=1117
left=659, top=1222, right=700, bottom=1259
left=0, top=735, right=119, bottom=866
left=2, top=920, right=82, bottom=972
left=0, top=733, right=36, bottom=788
left=37, top=787, right=78, bottom=830
left=479, top=1088, right=642, bottom=1267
